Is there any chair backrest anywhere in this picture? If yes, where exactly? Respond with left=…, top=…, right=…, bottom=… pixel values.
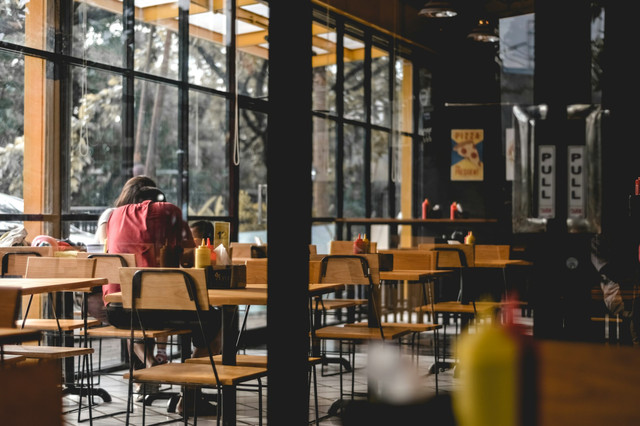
left=418, top=243, right=474, bottom=268
left=329, top=240, right=377, bottom=255
left=246, top=257, right=325, bottom=284
left=77, top=252, right=136, bottom=284
left=119, top=267, right=209, bottom=311
left=245, top=258, right=268, bottom=284
left=379, top=249, right=438, bottom=270
left=474, top=244, right=510, bottom=262
left=25, top=256, right=96, bottom=279
left=1, top=246, right=53, bottom=277
left=318, top=255, right=377, bottom=286
left=0, top=286, right=21, bottom=328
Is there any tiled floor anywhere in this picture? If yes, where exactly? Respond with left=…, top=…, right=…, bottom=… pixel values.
left=61, top=312, right=532, bottom=425
left=61, top=333, right=459, bottom=425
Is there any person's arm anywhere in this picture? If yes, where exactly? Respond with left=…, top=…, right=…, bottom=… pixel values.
left=95, top=208, right=114, bottom=244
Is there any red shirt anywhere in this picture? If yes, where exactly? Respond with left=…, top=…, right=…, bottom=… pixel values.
left=103, top=200, right=195, bottom=300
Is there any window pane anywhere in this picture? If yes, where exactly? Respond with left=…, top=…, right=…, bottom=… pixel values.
left=69, top=66, right=123, bottom=213
left=312, top=19, right=337, bottom=115
left=499, top=13, right=534, bottom=105
left=397, top=58, right=413, bottom=134
left=0, top=50, right=24, bottom=204
left=343, top=124, right=365, bottom=217
left=591, top=6, right=604, bottom=104
left=189, top=90, right=228, bottom=216
left=371, top=129, right=389, bottom=217
left=238, top=50, right=268, bottom=99
left=72, top=1, right=124, bottom=67
left=135, top=4, right=179, bottom=80
left=0, top=0, right=54, bottom=51
left=189, top=10, right=227, bottom=90
left=343, top=29, right=365, bottom=122
left=312, top=221, right=336, bottom=254
left=238, top=109, right=268, bottom=241
left=133, top=79, right=180, bottom=203
left=312, top=117, right=336, bottom=217
left=371, top=43, right=390, bottom=127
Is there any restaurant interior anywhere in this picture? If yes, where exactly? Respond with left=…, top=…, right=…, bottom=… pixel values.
left=1, top=0, right=640, bottom=425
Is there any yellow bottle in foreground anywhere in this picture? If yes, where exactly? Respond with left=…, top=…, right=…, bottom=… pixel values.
left=453, top=323, right=519, bottom=426
left=195, top=240, right=212, bottom=268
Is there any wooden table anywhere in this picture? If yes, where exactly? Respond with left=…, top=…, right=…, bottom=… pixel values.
left=0, top=327, right=41, bottom=346
left=0, top=277, right=109, bottom=295
left=105, top=282, right=345, bottom=426
left=473, top=259, right=533, bottom=300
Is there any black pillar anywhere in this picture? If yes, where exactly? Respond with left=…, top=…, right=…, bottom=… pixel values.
left=531, top=0, right=593, bottom=341
left=267, top=1, right=312, bottom=425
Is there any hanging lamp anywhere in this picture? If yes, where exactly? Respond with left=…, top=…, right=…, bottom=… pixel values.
left=418, top=0, right=458, bottom=18
left=467, top=18, right=499, bottom=43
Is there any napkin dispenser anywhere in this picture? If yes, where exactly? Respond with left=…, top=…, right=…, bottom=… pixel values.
left=204, top=265, right=247, bottom=289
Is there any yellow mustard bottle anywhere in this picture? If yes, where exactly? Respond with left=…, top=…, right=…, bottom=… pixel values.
left=464, top=231, right=476, bottom=245
left=453, top=323, right=519, bottom=426
left=195, top=239, right=211, bottom=269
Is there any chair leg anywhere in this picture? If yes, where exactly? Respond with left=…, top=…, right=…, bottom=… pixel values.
left=311, top=364, right=319, bottom=424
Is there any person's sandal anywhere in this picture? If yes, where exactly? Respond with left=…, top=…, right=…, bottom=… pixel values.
left=155, top=352, right=168, bottom=365
left=176, top=393, right=218, bottom=417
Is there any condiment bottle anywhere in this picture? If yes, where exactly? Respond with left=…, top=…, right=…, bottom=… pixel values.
left=453, top=323, right=519, bottom=426
left=464, top=231, right=476, bottom=245
left=195, top=239, right=212, bottom=268
left=353, top=233, right=366, bottom=254
left=206, top=238, right=217, bottom=265
left=422, top=198, right=430, bottom=219
left=362, top=234, right=370, bottom=253
left=450, top=201, right=458, bottom=220
left=453, top=293, right=537, bottom=426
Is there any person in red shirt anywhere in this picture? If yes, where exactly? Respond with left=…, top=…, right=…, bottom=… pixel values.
left=105, top=185, right=198, bottom=378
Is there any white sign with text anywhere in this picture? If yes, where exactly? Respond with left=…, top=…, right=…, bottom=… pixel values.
left=568, top=145, right=585, bottom=218
left=538, top=145, right=555, bottom=218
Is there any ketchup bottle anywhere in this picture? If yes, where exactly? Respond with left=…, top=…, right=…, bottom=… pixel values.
left=206, top=238, right=217, bottom=265
left=422, top=198, right=430, bottom=219
left=353, top=233, right=366, bottom=254
left=450, top=202, right=458, bottom=220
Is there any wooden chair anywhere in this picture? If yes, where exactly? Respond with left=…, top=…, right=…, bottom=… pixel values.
left=20, top=257, right=101, bottom=340
left=81, top=253, right=192, bottom=410
left=311, top=256, right=369, bottom=328
left=329, top=240, right=377, bottom=255
left=1, top=246, right=53, bottom=277
left=348, top=250, right=443, bottom=388
left=119, top=267, right=267, bottom=425
left=313, top=255, right=413, bottom=414
left=474, top=244, right=510, bottom=262
left=229, top=242, right=268, bottom=265
left=1, top=246, right=54, bottom=327
left=414, top=247, right=501, bottom=372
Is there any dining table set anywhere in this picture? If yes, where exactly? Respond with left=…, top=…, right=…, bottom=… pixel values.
left=0, top=242, right=535, bottom=426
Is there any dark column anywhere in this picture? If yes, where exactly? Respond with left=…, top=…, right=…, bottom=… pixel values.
left=531, top=0, right=593, bottom=340
left=267, top=1, right=312, bottom=425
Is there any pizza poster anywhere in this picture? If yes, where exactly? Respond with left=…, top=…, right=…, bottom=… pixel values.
left=450, top=129, right=484, bottom=181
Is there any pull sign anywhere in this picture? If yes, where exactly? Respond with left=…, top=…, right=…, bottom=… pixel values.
left=568, top=146, right=585, bottom=218
left=538, top=145, right=555, bottom=218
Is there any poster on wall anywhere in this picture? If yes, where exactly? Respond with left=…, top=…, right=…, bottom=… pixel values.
left=451, top=129, right=484, bottom=181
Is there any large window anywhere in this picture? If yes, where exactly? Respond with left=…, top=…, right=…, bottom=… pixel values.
left=0, top=1, right=423, bottom=252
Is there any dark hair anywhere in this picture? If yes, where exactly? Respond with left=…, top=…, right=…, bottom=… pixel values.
left=114, top=176, right=157, bottom=207
left=190, top=220, right=214, bottom=241
left=133, top=186, right=166, bottom=204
